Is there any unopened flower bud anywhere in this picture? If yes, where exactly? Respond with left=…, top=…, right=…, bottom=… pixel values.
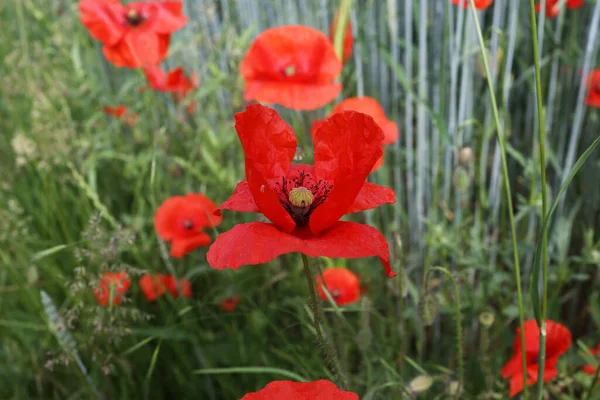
left=458, top=146, right=474, bottom=166
left=479, top=311, right=495, bottom=328
left=409, top=375, right=433, bottom=393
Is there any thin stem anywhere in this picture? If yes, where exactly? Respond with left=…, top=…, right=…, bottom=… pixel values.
left=528, top=0, right=550, bottom=398
left=424, top=267, right=463, bottom=399
left=300, top=254, right=347, bottom=389
left=466, top=1, right=529, bottom=399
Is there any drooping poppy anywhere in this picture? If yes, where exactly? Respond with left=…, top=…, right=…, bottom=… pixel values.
left=220, top=296, right=240, bottom=312
left=317, top=267, right=360, bottom=306
left=311, top=96, right=399, bottom=172
left=104, top=105, right=138, bottom=125
left=585, top=70, right=600, bottom=108
left=154, top=193, right=222, bottom=258
left=582, top=343, right=600, bottom=375
left=79, top=0, right=187, bottom=68
left=535, top=0, right=584, bottom=18
left=451, top=0, right=494, bottom=10
left=240, top=25, right=342, bottom=111
left=329, top=11, right=353, bottom=63
left=240, top=379, right=358, bottom=400
left=207, top=104, right=396, bottom=277
left=94, top=271, right=131, bottom=306
left=501, top=319, right=572, bottom=397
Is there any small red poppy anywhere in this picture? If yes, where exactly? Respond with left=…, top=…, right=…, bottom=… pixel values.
left=501, top=319, right=572, bottom=397
left=311, top=96, right=399, bottom=172
left=220, top=296, right=240, bottom=312
left=535, top=0, right=584, bottom=18
left=139, top=273, right=191, bottom=301
left=582, top=343, right=600, bottom=375
left=79, top=0, right=187, bottom=68
left=161, top=274, right=192, bottom=298
left=585, top=70, right=600, bottom=108
left=104, top=105, right=138, bottom=125
left=94, top=271, right=131, bottom=306
left=154, top=193, right=222, bottom=258
left=207, top=104, right=396, bottom=277
left=317, top=267, right=360, bottom=306
left=240, top=379, right=358, bottom=400
left=451, top=0, right=493, bottom=9
left=142, top=65, right=198, bottom=100
left=240, top=25, right=342, bottom=110
left=329, top=12, right=353, bottom=63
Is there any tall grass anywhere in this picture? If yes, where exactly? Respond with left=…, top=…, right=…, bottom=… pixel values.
left=1, top=0, right=600, bottom=398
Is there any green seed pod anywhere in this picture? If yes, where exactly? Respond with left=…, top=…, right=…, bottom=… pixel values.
left=418, top=295, right=437, bottom=326
left=479, top=311, right=495, bottom=328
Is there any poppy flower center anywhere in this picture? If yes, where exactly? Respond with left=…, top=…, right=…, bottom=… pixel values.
left=284, top=65, right=296, bottom=77
left=331, top=289, right=341, bottom=298
left=183, top=219, right=194, bottom=230
left=272, top=170, right=332, bottom=227
left=594, top=80, right=600, bottom=93
left=125, top=9, right=145, bottom=26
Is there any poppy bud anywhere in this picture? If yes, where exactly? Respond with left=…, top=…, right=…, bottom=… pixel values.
left=479, top=311, right=495, bottom=328
left=458, top=146, right=474, bottom=166
left=408, top=375, right=433, bottom=394
left=355, top=327, right=372, bottom=351
left=418, top=295, right=437, bottom=326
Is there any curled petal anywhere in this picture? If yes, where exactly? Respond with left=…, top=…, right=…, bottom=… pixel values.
left=310, top=111, right=385, bottom=234
left=234, top=104, right=296, bottom=231
left=79, top=0, right=125, bottom=46
left=207, top=221, right=395, bottom=277
left=347, top=182, right=396, bottom=213
left=215, top=180, right=259, bottom=216
left=170, top=232, right=212, bottom=258
left=144, top=1, right=188, bottom=34
left=241, top=379, right=358, bottom=400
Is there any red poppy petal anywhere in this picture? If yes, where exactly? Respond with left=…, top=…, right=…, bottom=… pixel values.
left=79, top=0, right=125, bottom=46
left=184, top=193, right=222, bottom=227
left=583, top=364, right=597, bottom=375
left=244, top=82, right=342, bottom=111
left=207, top=221, right=394, bottom=277
left=234, top=104, right=296, bottom=231
left=154, top=196, right=185, bottom=240
left=144, top=65, right=167, bottom=90
left=310, top=111, right=385, bottom=234
left=147, top=1, right=188, bottom=34
left=567, top=0, right=584, bottom=8
left=508, top=373, right=526, bottom=398
left=501, top=355, right=521, bottom=379
left=317, top=268, right=360, bottom=306
left=348, top=182, right=396, bottom=214
left=240, top=379, right=358, bottom=400
left=545, top=320, right=572, bottom=358
left=170, top=232, right=212, bottom=258
left=103, top=31, right=169, bottom=68
left=381, top=119, right=399, bottom=144
left=139, top=274, right=166, bottom=302
left=215, top=180, right=260, bottom=216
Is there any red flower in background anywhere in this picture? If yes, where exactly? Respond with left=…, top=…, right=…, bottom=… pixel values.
left=104, top=105, right=138, bottom=125
left=240, top=25, right=342, bottom=110
left=207, top=104, right=396, bottom=277
left=220, top=297, right=240, bottom=312
left=154, top=194, right=222, bottom=258
left=317, top=268, right=360, bottom=306
left=142, top=65, right=199, bottom=114
left=501, top=319, right=571, bottom=397
left=535, top=0, right=584, bottom=18
left=79, top=0, right=187, bottom=68
left=582, top=343, right=600, bottom=375
left=240, top=380, right=358, bottom=400
left=311, top=97, right=399, bottom=172
left=329, top=12, right=353, bottom=63
left=139, top=274, right=192, bottom=302
left=451, top=0, right=493, bottom=9
left=94, top=272, right=131, bottom=306
left=586, top=70, right=600, bottom=108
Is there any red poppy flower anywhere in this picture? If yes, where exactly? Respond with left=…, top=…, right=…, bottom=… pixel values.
left=582, top=343, right=600, bottom=375
left=501, top=319, right=572, bottom=397
left=154, top=194, right=222, bottom=258
left=317, top=267, right=360, bottom=306
left=161, top=274, right=192, bottom=298
left=586, top=70, right=600, bottom=108
left=311, top=96, right=399, bottom=172
left=207, top=104, right=396, bottom=277
left=220, top=296, right=240, bottom=312
left=94, top=271, right=130, bottom=306
left=104, top=105, right=138, bottom=125
left=142, top=65, right=198, bottom=114
left=240, top=25, right=342, bottom=110
left=139, top=273, right=191, bottom=301
left=451, top=0, right=493, bottom=10
left=329, top=12, right=353, bottom=63
left=240, top=379, right=358, bottom=400
left=79, top=0, right=187, bottom=68
left=535, top=0, right=584, bottom=18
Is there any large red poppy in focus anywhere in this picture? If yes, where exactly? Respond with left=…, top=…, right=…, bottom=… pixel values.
left=207, top=104, right=396, bottom=277
left=79, top=0, right=187, bottom=68
left=451, top=0, right=493, bottom=10
left=586, top=70, right=600, bottom=108
left=240, top=25, right=342, bottom=111
left=154, top=194, right=222, bottom=258
left=240, top=379, right=358, bottom=400
left=311, top=97, right=399, bottom=172
left=535, top=0, right=584, bottom=18
left=501, top=319, right=571, bottom=397
left=317, top=267, right=361, bottom=306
